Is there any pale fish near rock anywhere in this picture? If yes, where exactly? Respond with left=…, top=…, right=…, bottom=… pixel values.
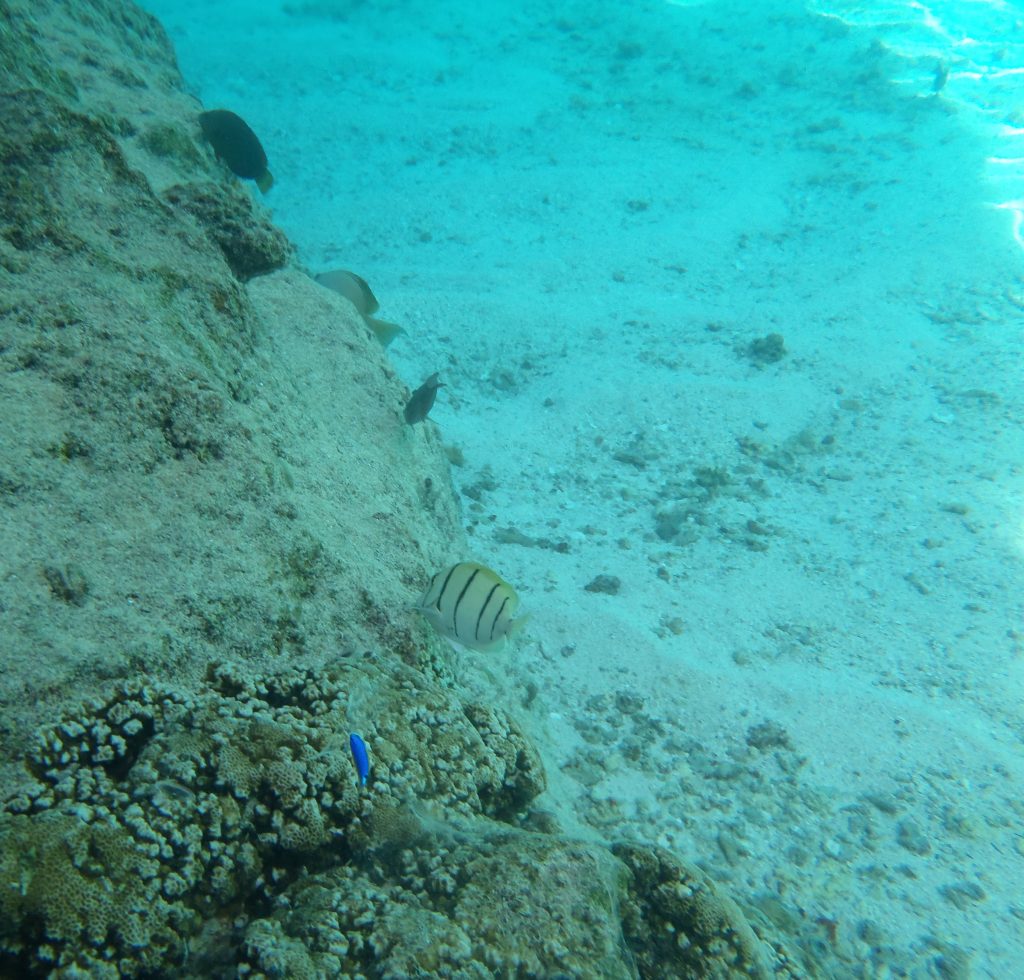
left=414, top=561, right=530, bottom=652
left=314, top=268, right=404, bottom=347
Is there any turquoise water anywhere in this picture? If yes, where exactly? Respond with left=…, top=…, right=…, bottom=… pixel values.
left=140, top=0, right=1023, bottom=975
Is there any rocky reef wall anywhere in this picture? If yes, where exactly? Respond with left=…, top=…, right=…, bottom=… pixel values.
left=0, top=0, right=463, bottom=778
left=0, top=1, right=797, bottom=975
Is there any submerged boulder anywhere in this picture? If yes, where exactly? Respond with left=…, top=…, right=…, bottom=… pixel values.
left=0, top=1, right=798, bottom=976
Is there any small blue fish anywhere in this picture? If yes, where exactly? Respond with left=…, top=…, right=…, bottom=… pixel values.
left=349, top=733, right=370, bottom=786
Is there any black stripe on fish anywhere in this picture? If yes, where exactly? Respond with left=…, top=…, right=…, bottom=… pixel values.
left=451, top=567, right=480, bottom=638
left=475, top=583, right=502, bottom=642
left=486, top=595, right=509, bottom=642
left=433, top=565, right=459, bottom=614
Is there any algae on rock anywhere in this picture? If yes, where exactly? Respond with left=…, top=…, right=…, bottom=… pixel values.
left=0, top=0, right=463, bottom=781
left=0, top=1, right=801, bottom=977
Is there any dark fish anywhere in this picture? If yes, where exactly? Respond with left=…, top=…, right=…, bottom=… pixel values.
left=349, top=733, right=370, bottom=786
left=404, top=372, right=443, bottom=424
left=199, top=109, right=274, bottom=194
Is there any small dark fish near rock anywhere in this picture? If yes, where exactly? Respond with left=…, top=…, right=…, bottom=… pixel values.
left=404, top=372, right=444, bottom=424
left=199, top=109, right=274, bottom=194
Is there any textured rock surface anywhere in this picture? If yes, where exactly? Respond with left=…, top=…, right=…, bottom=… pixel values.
left=614, top=842, right=773, bottom=979
left=0, top=0, right=462, bottom=782
left=0, top=1, right=800, bottom=976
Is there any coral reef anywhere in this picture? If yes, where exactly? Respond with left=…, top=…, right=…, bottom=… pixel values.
left=0, top=661, right=798, bottom=978
left=239, top=832, right=630, bottom=978
left=614, top=842, right=773, bottom=978
left=0, top=660, right=547, bottom=975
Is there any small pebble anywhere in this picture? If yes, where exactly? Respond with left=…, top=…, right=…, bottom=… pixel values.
left=940, top=880, right=986, bottom=910
left=584, top=574, right=621, bottom=595
left=896, top=818, right=930, bottom=855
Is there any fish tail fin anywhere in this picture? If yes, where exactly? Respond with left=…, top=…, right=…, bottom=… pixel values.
left=476, top=612, right=531, bottom=653
left=256, top=170, right=274, bottom=194
left=509, top=612, right=532, bottom=643
left=366, top=316, right=405, bottom=348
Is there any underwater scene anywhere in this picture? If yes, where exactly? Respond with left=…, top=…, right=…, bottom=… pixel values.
left=1, top=0, right=1022, bottom=976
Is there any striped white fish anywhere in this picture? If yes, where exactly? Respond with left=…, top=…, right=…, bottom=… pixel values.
left=415, top=562, right=529, bottom=652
